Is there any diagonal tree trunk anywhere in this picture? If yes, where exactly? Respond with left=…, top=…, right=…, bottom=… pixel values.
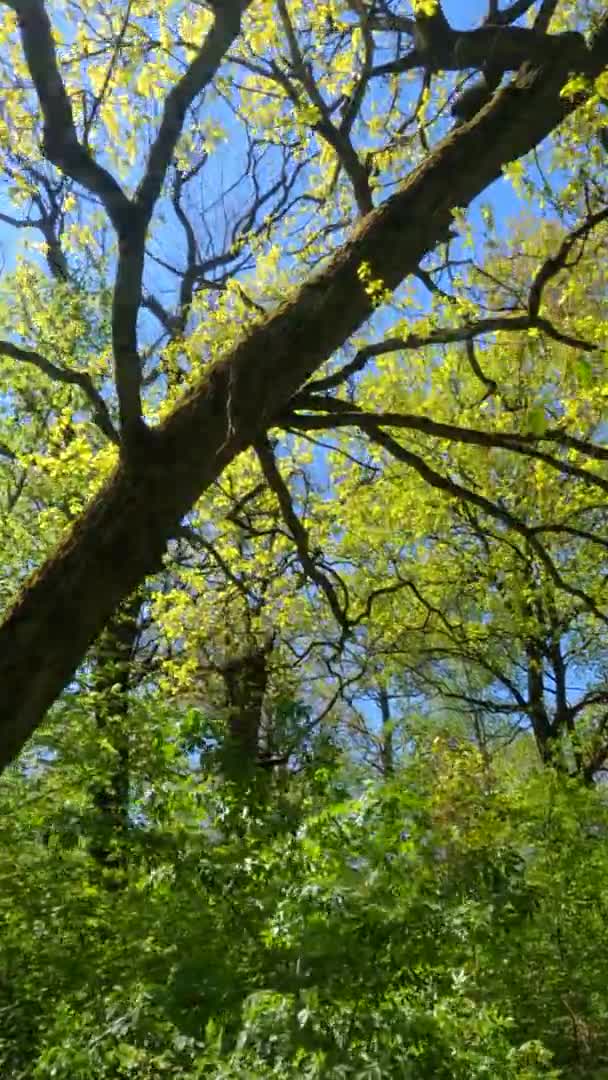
left=0, top=21, right=607, bottom=772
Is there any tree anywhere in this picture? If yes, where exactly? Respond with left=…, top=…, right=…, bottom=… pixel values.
left=0, top=0, right=608, bottom=771
left=286, top=212, right=608, bottom=778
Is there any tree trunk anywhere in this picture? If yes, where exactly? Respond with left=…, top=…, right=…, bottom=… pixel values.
left=525, top=638, right=552, bottom=762
left=220, top=639, right=272, bottom=779
left=378, top=689, right=394, bottom=778
left=89, top=597, right=140, bottom=873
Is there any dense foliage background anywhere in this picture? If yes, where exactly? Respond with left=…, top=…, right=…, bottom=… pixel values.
left=2, top=714, right=608, bottom=1077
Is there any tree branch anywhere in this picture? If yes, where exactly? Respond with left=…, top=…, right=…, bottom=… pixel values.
left=7, top=0, right=130, bottom=232
left=299, top=307, right=594, bottom=397
left=275, top=0, right=373, bottom=215
left=279, top=399, right=608, bottom=496
left=7, top=0, right=248, bottom=448
left=135, top=1, right=246, bottom=223
left=255, top=435, right=349, bottom=632
left=353, top=423, right=608, bottom=627
left=0, top=339, right=119, bottom=444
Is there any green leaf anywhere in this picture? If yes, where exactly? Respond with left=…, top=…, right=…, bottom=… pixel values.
left=526, top=405, right=547, bottom=436
left=574, top=355, right=594, bottom=387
